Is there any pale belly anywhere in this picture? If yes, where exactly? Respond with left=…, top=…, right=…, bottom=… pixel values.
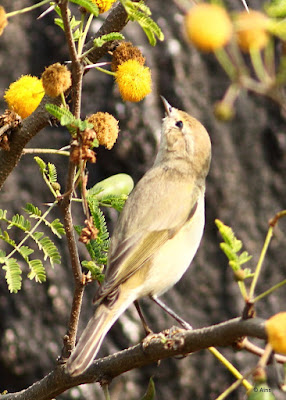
left=139, top=194, right=205, bottom=297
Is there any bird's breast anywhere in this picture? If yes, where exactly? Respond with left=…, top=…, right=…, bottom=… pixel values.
left=137, top=193, right=205, bottom=298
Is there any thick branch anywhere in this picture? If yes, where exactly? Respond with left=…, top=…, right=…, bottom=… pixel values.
left=1, top=317, right=267, bottom=400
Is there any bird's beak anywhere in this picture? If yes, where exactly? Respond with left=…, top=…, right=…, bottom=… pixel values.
left=160, top=96, right=172, bottom=117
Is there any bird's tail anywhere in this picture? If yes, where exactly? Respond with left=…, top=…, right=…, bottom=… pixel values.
left=66, top=295, right=133, bottom=376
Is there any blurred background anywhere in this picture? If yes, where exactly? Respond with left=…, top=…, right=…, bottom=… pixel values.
left=0, top=0, right=285, bottom=399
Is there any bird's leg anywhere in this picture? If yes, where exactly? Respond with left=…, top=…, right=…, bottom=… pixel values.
left=134, top=300, right=153, bottom=335
left=150, top=295, right=192, bottom=330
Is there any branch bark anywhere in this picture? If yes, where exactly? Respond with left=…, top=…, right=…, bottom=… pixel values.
left=0, top=317, right=268, bottom=400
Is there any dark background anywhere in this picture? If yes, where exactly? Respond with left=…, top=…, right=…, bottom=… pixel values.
left=0, top=0, right=285, bottom=399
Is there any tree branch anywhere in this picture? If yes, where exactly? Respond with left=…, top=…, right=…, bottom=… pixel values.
left=0, top=317, right=268, bottom=400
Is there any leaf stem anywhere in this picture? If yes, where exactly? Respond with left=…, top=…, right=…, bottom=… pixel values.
left=6, top=0, right=50, bottom=18
left=249, top=226, right=273, bottom=300
left=208, top=346, right=253, bottom=391
left=6, top=202, right=57, bottom=260
left=253, top=279, right=286, bottom=303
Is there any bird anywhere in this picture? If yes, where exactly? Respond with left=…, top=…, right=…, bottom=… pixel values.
left=66, top=97, right=211, bottom=376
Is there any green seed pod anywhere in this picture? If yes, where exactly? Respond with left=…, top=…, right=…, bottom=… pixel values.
left=88, top=173, right=134, bottom=200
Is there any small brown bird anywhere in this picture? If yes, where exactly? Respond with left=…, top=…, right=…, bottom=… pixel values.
left=67, top=97, right=211, bottom=376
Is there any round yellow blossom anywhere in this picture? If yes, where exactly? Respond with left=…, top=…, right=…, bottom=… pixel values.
left=4, top=75, right=44, bottom=119
left=115, top=59, right=152, bottom=102
left=265, top=312, right=286, bottom=354
left=41, top=63, right=72, bottom=97
left=235, top=10, right=270, bottom=52
left=185, top=4, right=232, bottom=52
left=91, top=0, right=117, bottom=14
left=88, top=112, right=119, bottom=149
left=0, top=6, right=8, bottom=36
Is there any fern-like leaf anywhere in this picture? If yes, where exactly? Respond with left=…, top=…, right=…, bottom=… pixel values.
left=69, top=0, right=99, bottom=16
left=93, top=33, right=125, bottom=48
left=0, top=209, right=7, bottom=220
left=215, top=219, right=252, bottom=272
left=23, top=203, right=42, bottom=218
left=0, top=230, right=17, bottom=247
left=99, top=194, right=128, bottom=212
left=2, top=258, right=22, bottom=293
left=0, top=249, right=6, bottom=262
left=34, top=156, right=47, bottom=173
left=45, top=104, right=75, bottom=126
left=50, top=219, right=65, bottom=238
left=38, top=236, right=61, bottom=266
left=18, top=245, right=34, bottom=260
left=8, top=214, right=31, bottom=231
left=75, top=199, right=110, bottom=267
left=120, top=0, right=164, bottom=45
left=48, top=163, right=57, bottom=183
left=28, top=259, right=46, bottom=283
left=81, top=260, right=105, bottom=283
left=31, top=231, right=61, bottom=267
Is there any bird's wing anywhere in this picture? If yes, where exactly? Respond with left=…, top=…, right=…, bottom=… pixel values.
left=95, top=166, right=201, bottom=303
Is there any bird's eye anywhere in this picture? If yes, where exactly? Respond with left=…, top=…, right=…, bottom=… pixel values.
left=175, top=120, right=183, bottom=129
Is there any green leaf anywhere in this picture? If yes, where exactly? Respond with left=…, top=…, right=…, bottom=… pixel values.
left=18, top=246, right=34, bottom=260
left=120, top=0, right=164, bottom=45
left=140, top=377, right=156, bottom=400
left=28, top=259, right=46, bottom=283
left=265, top=0, right=286, bottom=17
left=23, top=203, right=42, bottom=218
left=0, top=249, right=6, bottom=262
left=54, top=17, right=64, bottom=31
left=75, top=199, right=110, bottom=266
left=31, top=232, right=61, bottom=267
left=50, top=219, right=66, bottom=238
left=81, top=260, right=105, bottom=282
left=8, top=214, right=31, bottom=231
left=34, top=156, right=47, bottom=173
left=0, top=230, right=16, bottom=248
left=38, top=236, right=61, bottom=266
left=216, top=219, right=252, bottom=272
left=45, top=104, right=75, bottom=126
left=0, top=209, right=7, bottom=220
left=93, top=33, right=125, bottom=48
left=48, top=162, right=57, bottom=183
left=69, top=0, right=99, bottom=16
left=2, top=258, right=22, bottom=293
left=99, top=194, right=128, bottom=212
left=73, top=119, right=93, bottom=131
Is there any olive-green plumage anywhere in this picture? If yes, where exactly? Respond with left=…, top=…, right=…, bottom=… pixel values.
left=67, top=97, right=211, bottom=376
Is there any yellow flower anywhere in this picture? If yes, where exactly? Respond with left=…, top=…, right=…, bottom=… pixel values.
left=91, top=0, right=117, bottom=14
left=41, top=63, right=71, bottom=97
left=0, top=6, right=8, bottom=36
left=235, top=10, right=270, bottom=52
left=265, top=312, right=286, bottom=354
left=185, top=4, right=232, bottom=52
left=115, top=59, right=152, bottom=102
left=4, top=75, right=44, bottom=119
left=88, top=112, right=119, bottom=149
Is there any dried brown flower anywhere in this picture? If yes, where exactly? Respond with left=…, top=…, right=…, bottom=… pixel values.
left=87, top=112, right=119, bottom=150
left=79, top=218, right=99, bottom=244
left=42, top=63, right=72, bottom=97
